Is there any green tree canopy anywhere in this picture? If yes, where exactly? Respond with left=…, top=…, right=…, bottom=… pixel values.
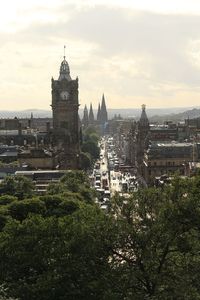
left=0, top=175, right=34, bottom=200
left=107, top=177, right=200, bottom=299
left=81, top=140, right=100, bottom=160
left=1, top=175, right=200, bottom=299
left=79, top=152, right=92, bottom=171
left=81, top=126, right=100, bottom=165
left=47, top=171, right=95, bottom=204
left=0, top=206, right=114, bottom=300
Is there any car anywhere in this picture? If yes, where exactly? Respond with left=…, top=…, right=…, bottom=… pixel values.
left=104, top=190, right=110, bottom=198
left=94, top=180, right=101, bottom=188
left=100, top=204, right=108, bottom=211
left=103, top=198, right=110, bottom=205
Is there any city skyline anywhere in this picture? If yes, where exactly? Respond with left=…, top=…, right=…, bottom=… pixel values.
left=1, top=0, right=200, bottom=110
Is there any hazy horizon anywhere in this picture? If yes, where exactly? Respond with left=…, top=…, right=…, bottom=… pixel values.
left=0, top=106, right=199, bottom=120
left=0, top=105, right=200, bottom=112
left=1, top=1, right=200, bottom=110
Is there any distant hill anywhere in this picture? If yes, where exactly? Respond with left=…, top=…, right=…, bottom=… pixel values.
left=0, top=107, right=200, bottom=121
left=0, top=109, right=52, bottom=119
left=149, top=108, right=200, bottom=123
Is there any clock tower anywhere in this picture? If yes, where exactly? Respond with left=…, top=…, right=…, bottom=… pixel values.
left=51, top=52, right=80, bottom=169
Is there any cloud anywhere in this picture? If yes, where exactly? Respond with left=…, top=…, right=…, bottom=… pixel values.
left=1, top=4, right=200, bottom=108
left=10, top=5, right=200, bottom=87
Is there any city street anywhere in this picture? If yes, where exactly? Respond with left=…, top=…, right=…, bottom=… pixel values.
left=92, top=136, right=139, bottom=206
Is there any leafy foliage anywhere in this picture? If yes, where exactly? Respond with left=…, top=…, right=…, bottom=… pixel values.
left=108, top=177, right=200, bottom=299
left=79, top=151, right=92, bottom=171
left=0, top=175, right=34, bottom=200
left=0, top=207, right=113, bottom=300
left=81, top=126, right=100, bottom=165
left=47, top=170, right=96, bottom=204
left=0, top=175, right=200, bottom=299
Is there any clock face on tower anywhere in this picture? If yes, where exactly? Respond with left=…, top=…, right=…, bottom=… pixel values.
left=60, top=90, right=69, bottom=100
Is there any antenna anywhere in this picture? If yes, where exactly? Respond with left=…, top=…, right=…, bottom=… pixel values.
left=64, top=45, right=66, bottom=60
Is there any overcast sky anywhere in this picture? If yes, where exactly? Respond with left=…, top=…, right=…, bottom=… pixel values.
left=1, top=0, right=200, bottom=110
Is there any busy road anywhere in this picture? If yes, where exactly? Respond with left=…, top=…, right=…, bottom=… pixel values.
left=91, top=136, right=139, bottom=211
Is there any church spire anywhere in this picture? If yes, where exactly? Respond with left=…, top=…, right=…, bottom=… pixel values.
left=97, top=103, right=101, bottom=123
left=100, top=93, right=108, bottom=124
left=89, top=103, right=95, bottom=124
left=82, top=105, right=89, bottom=128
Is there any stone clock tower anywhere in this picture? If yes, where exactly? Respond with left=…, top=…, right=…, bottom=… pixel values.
left=51, top=53, right=80, bottom=169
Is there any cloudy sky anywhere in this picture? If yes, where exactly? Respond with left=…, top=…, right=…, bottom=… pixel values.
left=1, top=0, right=200, bottom=110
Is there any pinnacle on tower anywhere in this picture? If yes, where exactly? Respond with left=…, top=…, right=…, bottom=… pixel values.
left=89, top=103, right=95, bottom=124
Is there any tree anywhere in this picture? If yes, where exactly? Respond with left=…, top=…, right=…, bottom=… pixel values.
left=0, top=176, right=34, bottom=200
left=79, top=152, right=92, bottom=171
left=60, top=170, right=90, bottom=189
left=8, top=199, right=46, bottom=222
left=0, top=206, right=114, bottom=300
left=1, top=175, right=200, bottom=299
left=81, top=126, right=100, bottom=162
left=83, top=125, right=100, bottom=140
left=0, top=195, right=18, bottom=206
left=81, top=140, right=100, bottom=160
left=39, top=194, right=82, bottom=217
left=47, top=171, right=96, bottom=205
left=107, top=178, right=200, bottom=299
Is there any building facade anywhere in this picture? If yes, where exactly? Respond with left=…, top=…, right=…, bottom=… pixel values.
left=143, top=142, right=195, bottom=184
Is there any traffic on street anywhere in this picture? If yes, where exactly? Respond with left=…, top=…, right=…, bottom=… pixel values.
left=91, top=136, right=139, bottom=211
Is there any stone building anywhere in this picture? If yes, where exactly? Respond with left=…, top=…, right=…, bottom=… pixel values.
left=143, top=142, right=195, bottom=184
left=51, top=55, right=80, bottom=169
left=149, top=122, right=190, bottom=143
left=18, top=148, right=57, bottom=170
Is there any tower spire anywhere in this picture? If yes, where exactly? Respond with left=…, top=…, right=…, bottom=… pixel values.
left=139, top=104, right=149, bottom=127
left=58, top=46, right=71, bottom=81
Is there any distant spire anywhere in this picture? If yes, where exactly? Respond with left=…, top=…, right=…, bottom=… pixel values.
left=100, top=93, right=108, bottom=124
left=82, top=105, right=89, bottom=127
left=97, top=103, right=101, bottom=122
left=89, top=103, right=95, bottom=124
left=139, top=104, right=149, bottom=127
